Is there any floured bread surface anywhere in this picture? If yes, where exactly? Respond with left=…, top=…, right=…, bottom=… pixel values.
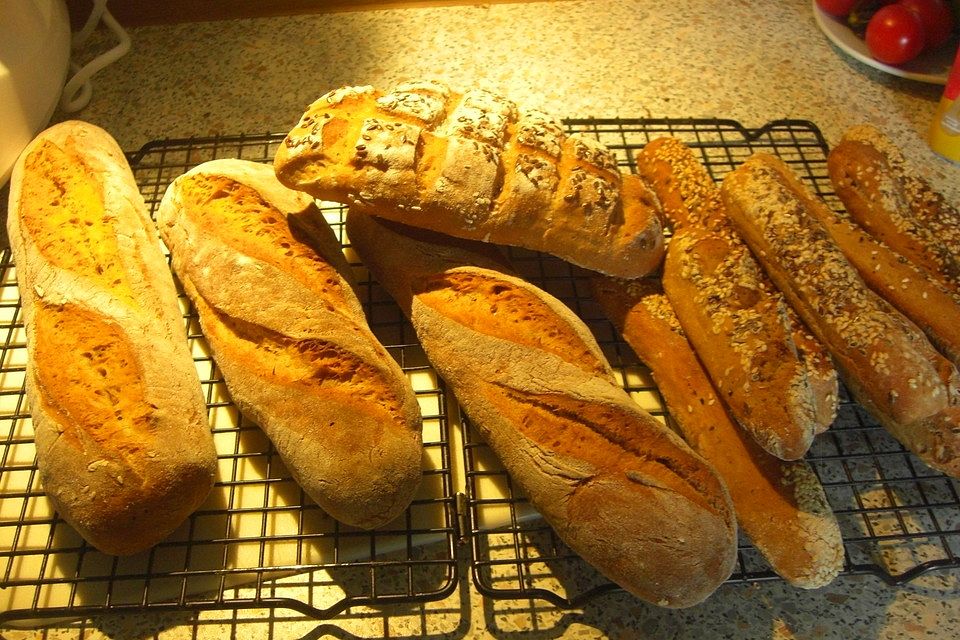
left=274, top=81, right=664, bottom=278
left=6, top=120, right=216, bottom=555
left=346, top=210, right=738, bottom=609
left=157, top=159, right=423, bottom=530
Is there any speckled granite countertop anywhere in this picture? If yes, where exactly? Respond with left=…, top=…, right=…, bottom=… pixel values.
left=3, top=0, right=960, bottom=638
left=45, top=0, right=960, bottom=202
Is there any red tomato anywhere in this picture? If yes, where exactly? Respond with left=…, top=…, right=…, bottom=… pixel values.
left=816, top=0, right=859, bottom=17
left=898, top=0, right=956, bottom=49
left=866, top=4, right=927, bottom=64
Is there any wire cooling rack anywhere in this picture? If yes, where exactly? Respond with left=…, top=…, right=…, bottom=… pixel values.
left=0, top=119, right=958, bottom=625
left=0, top=134, right=459, bottom=625
left=463, top=118, right=960, bottom=607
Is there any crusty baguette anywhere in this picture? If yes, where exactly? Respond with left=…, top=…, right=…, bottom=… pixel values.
left=635, top=137, right=837, bottom=457
left=721, top=153, right=960, bottom=479
left=157, top=159, right=423, bottom=529
left=6, top=120, right=217, bottom=555
left=662, top=228, right=817, bottom=459
left=828, top=124, right=960, bottom=290
left=790, top=176, right=960, bottom=371
left=345, top=210, right=737, bottom=608
left=273, top=81, right=664, bottom=278
left=591, top=276, right=843, bottom=588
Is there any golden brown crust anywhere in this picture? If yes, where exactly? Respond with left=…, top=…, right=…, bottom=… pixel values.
left=663, top=227, right=817, bottom=459
left=274, top=82, right=664, bottom=278
left=636, top=137, right=836, bottom=458
left=591, top=276, right=843, bottom=588
left=721, top=154, right=960, bottom=478
left=828, top=124, right=960, bottom=290
left=799, top=187, right=960, bottom=371
left=157, top=159, right=423, bottom=529
left=6, top=120, right=216, bottom=555
left=346, top=210, right=738, bottom=609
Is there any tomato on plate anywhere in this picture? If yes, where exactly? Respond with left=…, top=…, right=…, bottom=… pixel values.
left=816, top=0, right=860, bottom=17
left=898, top=0, right=956, bottom=49
left=865, top=4, right=927, bottom=64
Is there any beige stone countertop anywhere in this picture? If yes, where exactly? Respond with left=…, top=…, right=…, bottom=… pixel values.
left=2, top=0, right=960, bottom=638
left=44, top=0, right=960, bottom=202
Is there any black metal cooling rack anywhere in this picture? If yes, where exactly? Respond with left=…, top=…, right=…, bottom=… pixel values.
left=0, top=134, right=459, bottom=625
left=463, top=118, right=960, bottom=607
left=1, top=118, right=959, bottom=626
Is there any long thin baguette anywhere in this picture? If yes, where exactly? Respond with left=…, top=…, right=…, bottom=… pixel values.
left=721, top=153, right=960, bottom=478
left=662, top=228, right=818, bottom=459
left=274, top=81, right=664, bottom=278
left=345, top=211, right=737, bottom=608
left=6, top=121, right=217, bottom=555
left=635, top=137, right=837, bottom=458
left=591, top=276, right=843, bottom=589
left=828, top=124, right=960, bottom=290
left=790, top=179, right=960, bottom=371
left=820, top=125, right=960, bottom=368
left=157, top=159, right=423, bottom=529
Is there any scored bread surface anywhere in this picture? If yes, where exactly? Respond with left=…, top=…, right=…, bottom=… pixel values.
left=157, top=159, right=423, bottom=529
left=345, top=211, right=738, bottom=609
left=274, top=81, right=664, bottom=278
left=6, top=120, right=217, bottom=555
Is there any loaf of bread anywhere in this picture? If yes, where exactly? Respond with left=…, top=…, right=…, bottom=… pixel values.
left=635, top=137, right=837, bottom=459
left=591, top=276, right=843, bottom=588
left=788, top=172, right=960, bottom=371
left=828, top=124, right=960, bottom=290
left=273, top=81, right=664, bottom=278
left=157, top=159, right=423, bottom=529
left=821, top=125, right=960, bottom=369
left=5, top=120, right=217, bottom=555
left=345, top=210, right=737, bottom=608
left=721, top=153, right=960, bottom=479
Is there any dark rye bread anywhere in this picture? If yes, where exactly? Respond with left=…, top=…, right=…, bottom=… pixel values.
left=274, top=81, right=664, bottom=278
left=157, top=159, right=423, bottom=529
left=828, top=124, right=960, bottom=291
left=721, top=153, right=960, bottom=479
left=636, top=137, right=837, bottom=458
left=345, top=211, right=738, bottom=608
left=591, top=276, right=843, bottom=588
left=6, top=121, right=216, bottom=555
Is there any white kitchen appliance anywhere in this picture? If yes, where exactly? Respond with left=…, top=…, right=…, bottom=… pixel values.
left=0, top=0, right=129, bottom=187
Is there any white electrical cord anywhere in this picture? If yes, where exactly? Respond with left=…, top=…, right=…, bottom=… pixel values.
left=59, top=0, right=131, bottom=113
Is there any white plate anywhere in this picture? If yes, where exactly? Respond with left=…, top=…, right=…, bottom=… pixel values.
left=812, top=0, right=955, bottom=85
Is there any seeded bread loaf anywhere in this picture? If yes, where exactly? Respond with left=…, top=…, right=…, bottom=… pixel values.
left=635, top=137, right=837, bottom=459
left=591, top=276, right=843, bottom=588
left=821, top=125, right=960, bottom=369
left=6, top=120, right=217, bottom=555
left=274, top=81, right=664, bottom=278
left=345, top=210, right=737, bottom=608
left=828, top=124, right=960, bottom=290
left=721, top=154, right=960, bottom=479
left=157, top=159, right=423, bottom=529
left=786, top=171, right=960, bottom=371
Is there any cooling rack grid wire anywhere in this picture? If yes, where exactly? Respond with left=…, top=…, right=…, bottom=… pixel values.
left=462, top=117, right=960, bottom=607
left=0, top=119, right=957, bottom=623
left=0, top=133, right=459, bottom=624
